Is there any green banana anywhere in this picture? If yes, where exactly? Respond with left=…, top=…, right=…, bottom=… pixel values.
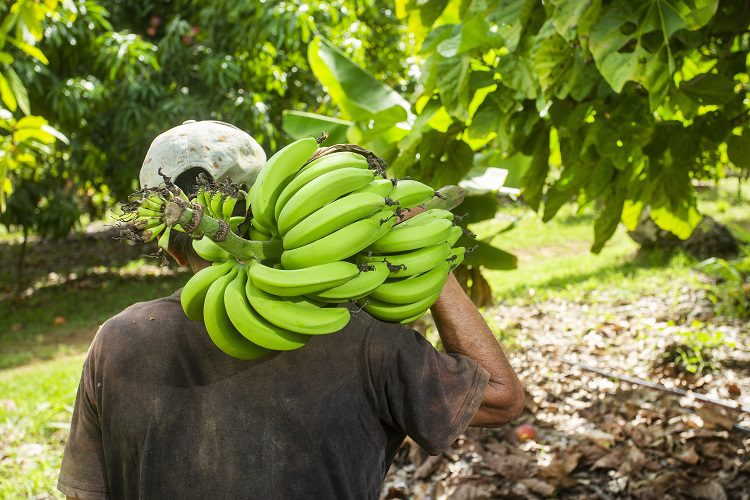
left=357, top=242, right=453, bottom=278
left=369, top=218, right=453, bottom=253
left=221, top=194, right=239, bottom=221
left=389, top=179, right=435, bottom=208
left=249, top=137, right=319, bottom=230
left=369, top=261, right=451, bottom=304
left=140, top=197, right=164, bottom=212
left=281, top=211, right=395, bottom=269
left=193, top=237, right=231, bottom=262
left=203, top=266, right=270, bottom=360
left=277, top=167, right=376, bottom=235
left=157, top=226, right=172, bottom=251
left=400, top=311, right=427, bottom=324
left=274, top=152, right=369, bottom=221
left=137, top=207, right=163, bottom=219
left=352, top=178, right=394, bottom=198
left=398, top=208, right=454, bottom=227
left=248, top=260, right=359, bottom=297
left=447, top=225, right=463, bottom=247
left=245, top=275, right=350, bottom=334
left=447, top=246, right=466, bottom=269
left=209, top=192, right=225, bottom=220
left=251, top=217, right=274, bottom=236
left=308, top=262, right=391, bottom=302
left=143, top=222, right=166, bottom=242
left=180, top=260, right=235, bottom=322
left=361, top=288, right=443, bottom=323
left=224, top=267, right=309, bottom=351
left=249, top=227, right=273, bottom=241
left=282, top=192, right=386, bottom=250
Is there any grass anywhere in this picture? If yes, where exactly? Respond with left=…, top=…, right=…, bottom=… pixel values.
left=0, top=269, right=190, bottom=369
left=0, top=178, right=748, bottom=497
left=0, top=355, right=84, bottom=498
left=476, top=204, right=696, bottom=305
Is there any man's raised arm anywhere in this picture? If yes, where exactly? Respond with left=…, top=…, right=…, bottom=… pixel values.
left=431, top=273, right=525, bottom=426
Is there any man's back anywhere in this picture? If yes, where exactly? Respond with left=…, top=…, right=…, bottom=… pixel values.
left=59, top=290, right=488, bottom=499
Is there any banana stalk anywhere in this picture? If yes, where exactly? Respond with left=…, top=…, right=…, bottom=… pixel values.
left=396, top=185, right=465, bottom=222
left=163, top=199, right=283, bottom=262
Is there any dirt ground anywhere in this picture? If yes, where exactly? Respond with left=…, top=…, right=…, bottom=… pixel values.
left=384, top=287, right=750, bottom=499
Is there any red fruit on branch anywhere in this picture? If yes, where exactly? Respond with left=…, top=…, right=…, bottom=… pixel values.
left=150, top=15, right=161, bottom=27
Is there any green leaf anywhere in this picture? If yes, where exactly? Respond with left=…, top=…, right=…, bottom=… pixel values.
left=4, top=67, right=29, bottom=115
left=436, top=15, right=502, bottom=57
left=651, top=202, right=702, bottom=240
left=727, top=133, right=750, bottom=170
left=0, top=51, right=14, bottom=65
left=493, top=0, right=537, bottom=52
left=307, top=36, right=411, bottom=122
left=679, top=74, right=735, bottom=105
left=463, top=240, right=517, bottom=270
left=0, top=72, right=17, bottom=112
left=497, top=37, right=538, bottom=99
left=621, top=198, right=644, bottom=231
left=533, top=25, right=574, bottom=94
left=521, top=129, right=550, bottom=211
left=589, top=0, right=718, bottom=107
left=542, top=159, right=588, bottom=221
left=591, top=171, right=628, bottom=253
left=549, top=0, right=595, bottom=41
left=455, top=191, right=499, bottom=224
left=436, top=55, right=471, bottom=120
left=8, top=38, right=48, bottom=64
left=281, top=110, right=352, bottom=145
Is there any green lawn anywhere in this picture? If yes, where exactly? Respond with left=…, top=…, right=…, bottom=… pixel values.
left=0, top=356, right=84, bottom=498
left=0, top=179, right=747, bottom=497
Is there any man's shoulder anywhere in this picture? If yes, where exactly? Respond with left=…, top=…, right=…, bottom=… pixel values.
left=91, top=289, right=191, bottom=352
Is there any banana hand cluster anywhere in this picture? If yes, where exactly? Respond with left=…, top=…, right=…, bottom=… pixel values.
left=355, top=208, right=467, bottom=323
left=174, top=138, right=473, bottom=359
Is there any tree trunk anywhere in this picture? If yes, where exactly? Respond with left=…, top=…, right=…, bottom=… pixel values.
left=15, top=225, right=28, bottom=295
left=629, top=207, right=739, bottom=260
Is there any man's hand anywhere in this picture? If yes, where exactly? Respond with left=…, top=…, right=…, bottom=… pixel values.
left=430, top=274, right=525, bottom=426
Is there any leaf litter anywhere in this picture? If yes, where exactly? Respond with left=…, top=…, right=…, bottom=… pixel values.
left=384, top=284, right=749, bottom=499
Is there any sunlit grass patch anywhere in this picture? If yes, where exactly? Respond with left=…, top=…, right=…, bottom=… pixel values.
left=0, top=355, right=84, bottom=498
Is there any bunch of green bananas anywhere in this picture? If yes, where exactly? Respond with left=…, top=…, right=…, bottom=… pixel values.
left=120, top=186, right=189, bottom=251
left=159, top=137, right=471, bottom=359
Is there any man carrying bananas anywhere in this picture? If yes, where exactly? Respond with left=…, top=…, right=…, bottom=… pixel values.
left=58, top=120, right=525, bottom=499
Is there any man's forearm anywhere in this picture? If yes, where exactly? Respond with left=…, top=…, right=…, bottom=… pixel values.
left=430, top=273, right=524, bottom=425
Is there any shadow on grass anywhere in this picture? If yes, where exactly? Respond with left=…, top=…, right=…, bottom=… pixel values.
left=496, top=247, right=688, bottom=301
left=0, top=270, right=190, bottom=370
left=0, top=226, right=160, bottom=295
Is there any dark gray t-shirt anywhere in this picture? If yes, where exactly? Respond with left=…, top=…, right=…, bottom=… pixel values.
left=58, top=290, right=489, bottom=499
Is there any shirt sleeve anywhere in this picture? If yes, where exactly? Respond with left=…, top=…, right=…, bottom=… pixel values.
left=58, top=339, right=109, bottom=499
left=366, top=321, right=490, bottom=455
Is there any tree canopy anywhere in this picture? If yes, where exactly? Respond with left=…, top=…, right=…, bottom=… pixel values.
left=1, top=0, right=749, bottom=258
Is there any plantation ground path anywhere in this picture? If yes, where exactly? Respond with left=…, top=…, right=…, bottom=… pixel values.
left=385, top=286, right=749, bottom=499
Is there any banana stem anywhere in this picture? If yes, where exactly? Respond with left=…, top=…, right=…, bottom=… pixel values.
left=396, top=185, right=466, bottom=222
left=163, top=200, right=283, bottom=262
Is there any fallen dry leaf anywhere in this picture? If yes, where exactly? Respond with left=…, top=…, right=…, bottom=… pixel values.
left=692, top=480, right=727, bottom=500
left=520, top=478, right=556, bottom=497
left=485, top=453, right=529, bottom=481
left=674, top=446, right=701, bottom=465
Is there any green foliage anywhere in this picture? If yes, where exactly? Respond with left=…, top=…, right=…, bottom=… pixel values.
left=660, top=320, right=733, bottom=374
left=697, top=253, right=750, bottom=318
left=289, top=0, right=750, bottom=254
left=1, top=0, right=409, bottom=240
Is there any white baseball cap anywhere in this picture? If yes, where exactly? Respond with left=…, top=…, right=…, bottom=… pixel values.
left=139, top=120, right=266, bottom=190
